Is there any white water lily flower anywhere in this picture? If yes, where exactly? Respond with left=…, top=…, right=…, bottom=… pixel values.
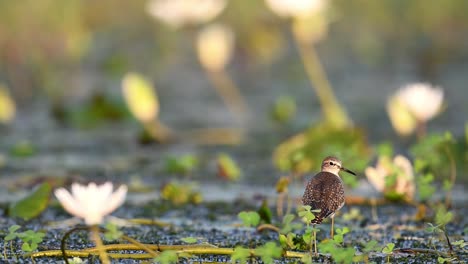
left=395, top=83, right=444, bottom=122
left=365, top=155, right=415, bottom=201
left=265, top=0, right=326, bottom=18
left=146, top=0, right=227, bottom=29
left=54, top=182, right=128, bottom=225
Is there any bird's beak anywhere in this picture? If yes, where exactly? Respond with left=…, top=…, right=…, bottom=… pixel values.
left=340, top=167, right=356, bottom=175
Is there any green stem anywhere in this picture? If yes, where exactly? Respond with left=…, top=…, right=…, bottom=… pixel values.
left=30, top=245, right=309, bottom=260
left=292, top=26, right=350, bottom=128
left=443, top=145, right=456, bottom=209
left=394, top=247, right=452, bottom=258
left=90, top=225, right=110, bottom=264
left=60, top=225, right=90, bottom=264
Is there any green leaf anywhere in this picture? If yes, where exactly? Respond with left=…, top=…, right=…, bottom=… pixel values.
left=298, top=206, right=316, bottom=223
left=153, top=250, right=178, bottom=264
left=165, top=154, right=199, bottom=175
left=5, top=225, right=21, bottom=241
left=217, top=153, right=241, bottom=181
left=104, top=222, right=123, bottom=241
left=271, top=95, right=296, bottom=124
left=21, top=242, right=32, bottom=252
left=435, top=206, right=453, bottom=227
left=362, top=240, right=380, bottom=253
left=257, top=199, right=273, bottom=224
left=9, top=224, right=21, bottom=233
left=254, top=242, right=282, bottom=264
left=231, top=246, right=250, bottom=264
left=238, top=211, right=260, bottom=227
left=9, top=183, right=51, bottom=220
left=10, top=140, right=36, bottom=157
left=180, top=237, right=198, bottom=244
left=382, top=243, right=395, bottom=254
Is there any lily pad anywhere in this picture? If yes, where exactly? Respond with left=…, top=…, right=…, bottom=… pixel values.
left=9, top=183, right=52, bottom=221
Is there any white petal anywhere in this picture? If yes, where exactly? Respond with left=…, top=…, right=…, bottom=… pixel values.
left=54, top=188, right=85, bottom=219
left=102, top=185, right=128, bottom=216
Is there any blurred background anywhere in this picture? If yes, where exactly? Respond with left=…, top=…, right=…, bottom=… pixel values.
left=0, top=0, right=467, bottom=190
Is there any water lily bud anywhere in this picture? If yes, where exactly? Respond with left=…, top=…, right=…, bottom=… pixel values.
left=122, top=73, right=159, bottom=123
left=386, top=95, right=417, bottom=136
left=0, top=85, right=16, bottom=124
left=197, top=23, right=234, bottom=72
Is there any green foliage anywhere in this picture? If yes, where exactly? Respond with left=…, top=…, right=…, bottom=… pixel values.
left=254, top=242, right=282, bottom=264
left=103, top=222, right=123, bottom=241
left=362, top=240, right=381, bottom=253
left=180, top=237, right=198, bottom=244
left=382, top=242, right=395, bottom=254
left=273, top=124, right=370, bottom=184
left=279, top=232, right=297, bottom=250
left=217, top=153, right=242, bottom=181
left=66, top=93, right=129, bottom=128
left=333, top=227, right=350, bottom=244
left=257, top=199, right=272, bottom=224
left=376, top=142, right=394, bottom=157
left=438, top=256, right=457, bottom=263
left=410, top=132, right=455, bottom=179
left=318, top=239, right=355, bottom=264
left=231, top=246, right=250, bottom=264
left=164, top=154, right=199, bottom=175
left=416, top=172, right=436, bottom=202
left=271, top=95, right=296, bottom=124
left=160, top=181, right=203, bottom=205
left=452, top=240, right=467, bottom=249
left=153, top=250, right=178, bottom=264
left=9, top=182, right=51, bottom=220
left=7, top=227, right=46, bottom=252
left=342, top=207, right=364, bottom=221
left=434, top=206, right=453, bottom=227
left=10, top=140, right=36, bottom=157
left=238, top=211, right=260, bottom=228
left=280, top=213, right=302, bottom=234
left=5, top=225, right=21, bottom=241
left=298, top=205, right=318, bottom=224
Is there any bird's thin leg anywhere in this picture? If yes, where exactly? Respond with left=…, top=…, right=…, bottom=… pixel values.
left=313, top=224, right=317, bottom=256
left=330, top=216, right=334, bottom=239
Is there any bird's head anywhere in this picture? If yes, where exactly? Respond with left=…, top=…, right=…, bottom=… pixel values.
left=321, top=156, right=356, bottom=176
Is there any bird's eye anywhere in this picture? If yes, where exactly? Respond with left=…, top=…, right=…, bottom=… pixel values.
left=329, top=162, right=334, bottom=165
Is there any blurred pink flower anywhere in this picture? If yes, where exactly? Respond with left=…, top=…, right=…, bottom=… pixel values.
left=54, top=182, right=127, bottom=225
left=365, top=155, right=415, bottom=201
left=146, top=0, right=227, bottom=29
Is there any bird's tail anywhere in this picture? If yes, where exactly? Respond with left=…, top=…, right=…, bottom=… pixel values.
left=311, top=215, right=324, bottom=225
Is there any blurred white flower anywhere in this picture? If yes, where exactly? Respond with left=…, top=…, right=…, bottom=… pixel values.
left=365, top=155, right=415, bottom=201
left=265, top=0, right=326, bottom=18
left=146, top=0, right=227, bottom=29
left=197, top=23, right=234, bottom=72
left=395, top=83, right=444, bottom=123
left=54, top=182, right=127, bottom=225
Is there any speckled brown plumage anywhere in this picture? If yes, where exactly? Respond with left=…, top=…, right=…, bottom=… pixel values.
left=302, top=171, right=345, bottom=224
